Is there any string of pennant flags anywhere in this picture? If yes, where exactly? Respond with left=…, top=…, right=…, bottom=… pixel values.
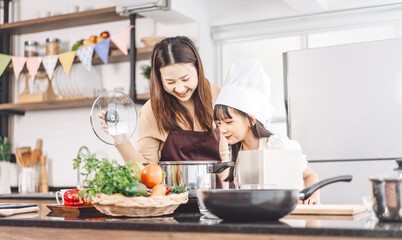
left=0, top=25, right=133, bottom=81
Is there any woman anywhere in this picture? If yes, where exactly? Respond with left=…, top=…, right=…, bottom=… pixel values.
left=100, top=36, right=229, bottom=186
left=214, top=59, right=319, bottom=204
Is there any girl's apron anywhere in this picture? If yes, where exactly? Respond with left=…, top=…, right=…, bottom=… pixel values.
left=160, top=128, right=223, bottom=188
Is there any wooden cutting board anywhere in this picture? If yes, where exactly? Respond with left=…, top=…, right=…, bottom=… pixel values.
left=46, top=204, right=104, bottom=218
left=291, top=204, right=367, bottom=215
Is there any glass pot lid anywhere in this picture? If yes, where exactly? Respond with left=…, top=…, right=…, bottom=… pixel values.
left=370, top=158, right=402, bottom=181
left=90, top=91, right=138, bottom=145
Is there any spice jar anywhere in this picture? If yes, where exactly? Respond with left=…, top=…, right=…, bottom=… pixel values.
left=46, top=38, right=60, bottom=56
left=24, top=41, right=39, bottom=57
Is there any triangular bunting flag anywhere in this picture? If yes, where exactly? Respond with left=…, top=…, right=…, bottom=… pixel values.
left=76, top=45, right=94, bottom=71
left=59, top=51, right=76, bottom=76
left=111, top=25, right=133, bottom=56
left=26, top=57, right=43, bottom=80
left=11, top=56, right=27, bottom=80
left=0, top=54, right=11, bottom=78
left=42, top=55, right=59, bottom=80
left=94, top=38, right=110, bottom=64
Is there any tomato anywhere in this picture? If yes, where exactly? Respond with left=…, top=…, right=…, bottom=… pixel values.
left=141, top=163, right=163, bottom=188
left=125, top=182, right=148, bottom=197
left=151, top=184, right=167, bottom=197
left=100, top=31, right=110, bottom=38
left=89, top=35, right=97, bottom=43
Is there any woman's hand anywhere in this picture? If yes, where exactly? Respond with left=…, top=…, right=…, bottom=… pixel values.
left=97, top=110, right=109, bottom=134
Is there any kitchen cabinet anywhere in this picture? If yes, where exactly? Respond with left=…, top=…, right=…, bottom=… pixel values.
left=0, top=5, right=152, bottom=135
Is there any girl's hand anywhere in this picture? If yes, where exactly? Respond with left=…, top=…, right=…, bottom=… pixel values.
left=302, top=197, right=320, bottom=205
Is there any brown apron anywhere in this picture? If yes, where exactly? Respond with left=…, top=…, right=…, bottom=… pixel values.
left=160, top=128, right=223, bottom=188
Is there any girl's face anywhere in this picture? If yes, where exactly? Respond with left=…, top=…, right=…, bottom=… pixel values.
left=216, top=108, right=251, bottom=145
left=160, top=63, right=198, bottom=102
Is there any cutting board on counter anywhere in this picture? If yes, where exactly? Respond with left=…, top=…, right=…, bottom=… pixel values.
left=46, top=204, right=104, bottom=218
left=291, top=204, right=367, bottom=216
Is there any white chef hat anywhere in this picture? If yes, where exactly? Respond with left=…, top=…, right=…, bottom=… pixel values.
left=215, top=59, right=275, bottom=128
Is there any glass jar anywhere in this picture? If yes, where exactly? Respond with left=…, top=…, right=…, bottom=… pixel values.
left=46, top=38, right=60, bottom=56
left=24, top=41, right=39, bottom=57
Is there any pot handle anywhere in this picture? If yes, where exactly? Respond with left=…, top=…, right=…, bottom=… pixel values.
left=208, top=161, right=234, bottom=173
left=299, top=175, right=352, bottom=201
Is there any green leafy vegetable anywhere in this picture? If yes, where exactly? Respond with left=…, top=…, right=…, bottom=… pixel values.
left=73, top=154, right=142, bottom=199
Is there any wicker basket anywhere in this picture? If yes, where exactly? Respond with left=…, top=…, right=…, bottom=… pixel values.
left=141, top=36, right=166, bottom=48
left=91, top=192, right=188, bottom=217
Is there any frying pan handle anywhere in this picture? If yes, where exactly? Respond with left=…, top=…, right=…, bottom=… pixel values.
left=209, top=161, right=234, bottom=173
left=299, top=175, right=352, bottom=201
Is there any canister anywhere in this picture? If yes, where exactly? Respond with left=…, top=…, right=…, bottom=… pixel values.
left=46, top=38, right=60, bottom=56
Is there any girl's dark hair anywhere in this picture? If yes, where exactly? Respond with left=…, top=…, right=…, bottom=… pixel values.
left=150, top=36, right=213, bottom=133
left=214, top=104, right=273, bottom=182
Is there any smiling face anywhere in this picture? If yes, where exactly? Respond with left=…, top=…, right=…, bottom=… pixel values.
left=215, top=107, right=252, bottom=145
left=160, top=63, right=198, bottom=102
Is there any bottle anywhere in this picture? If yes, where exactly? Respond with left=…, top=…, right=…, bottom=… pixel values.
left=24, top=41, right=39, bottom=57
left=46, top=38, right=60, bottom=56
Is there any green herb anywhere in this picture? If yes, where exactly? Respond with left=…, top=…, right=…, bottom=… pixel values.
left=0, top=136, right=11, bottom=162
left=73, top=154, right=142, bottom=199
left=169, top=186, right=186, bottom=194
left=141, top=65, right=151, bottom=80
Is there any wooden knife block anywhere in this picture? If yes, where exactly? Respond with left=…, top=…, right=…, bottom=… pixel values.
left=18, top=73, right=58, bottom=103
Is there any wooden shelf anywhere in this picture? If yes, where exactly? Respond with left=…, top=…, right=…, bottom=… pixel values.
left=6, top=47, right=153, bottom=73
left=0, top=7, right=144, bottom=34
left=0, top=7, right=151, bottom=114
left=0, top=98, right=96, bottom=112
left=0, top=94, right=150, bottom=112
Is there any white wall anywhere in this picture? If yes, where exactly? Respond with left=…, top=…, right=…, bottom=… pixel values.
left=309, top=160, right=397, bottom=204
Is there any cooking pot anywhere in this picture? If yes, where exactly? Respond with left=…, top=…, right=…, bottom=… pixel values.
left=159, top=161, right=234, bottom=198
left=202, top=175, right=352, bottom=222
left=369, top=158, right=402, bottom=222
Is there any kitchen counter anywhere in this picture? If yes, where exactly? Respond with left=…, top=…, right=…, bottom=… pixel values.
left=0, top=192, right=57, bottom=204
left=0, top=203, right=401, bottom=240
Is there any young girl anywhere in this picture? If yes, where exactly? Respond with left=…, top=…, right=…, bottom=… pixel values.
left=214, top=59, right=319, bottom=204
left=100, top=36, right=229, bottom=186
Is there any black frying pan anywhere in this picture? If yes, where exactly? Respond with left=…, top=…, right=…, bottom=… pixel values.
left=202, top=175, right=352, bottom=222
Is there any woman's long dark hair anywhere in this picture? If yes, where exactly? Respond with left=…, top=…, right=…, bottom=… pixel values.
left=214, top=104, right=273, bottom=182
left=150, top=36, right=213, bottom=133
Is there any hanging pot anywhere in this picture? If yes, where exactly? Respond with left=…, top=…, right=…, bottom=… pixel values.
left=369, top=158, right=402, bottom=222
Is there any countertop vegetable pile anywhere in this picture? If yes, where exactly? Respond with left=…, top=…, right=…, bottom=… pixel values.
left=73, top=154, right=185, bottom=200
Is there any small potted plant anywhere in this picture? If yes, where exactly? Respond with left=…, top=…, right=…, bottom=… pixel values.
left=141, top=65, right=151, bottom=80
left=0, top=136, right=11, bottom=194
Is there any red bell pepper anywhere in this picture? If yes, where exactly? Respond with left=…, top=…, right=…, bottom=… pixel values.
left=64, top=189, right=85, bottom=207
